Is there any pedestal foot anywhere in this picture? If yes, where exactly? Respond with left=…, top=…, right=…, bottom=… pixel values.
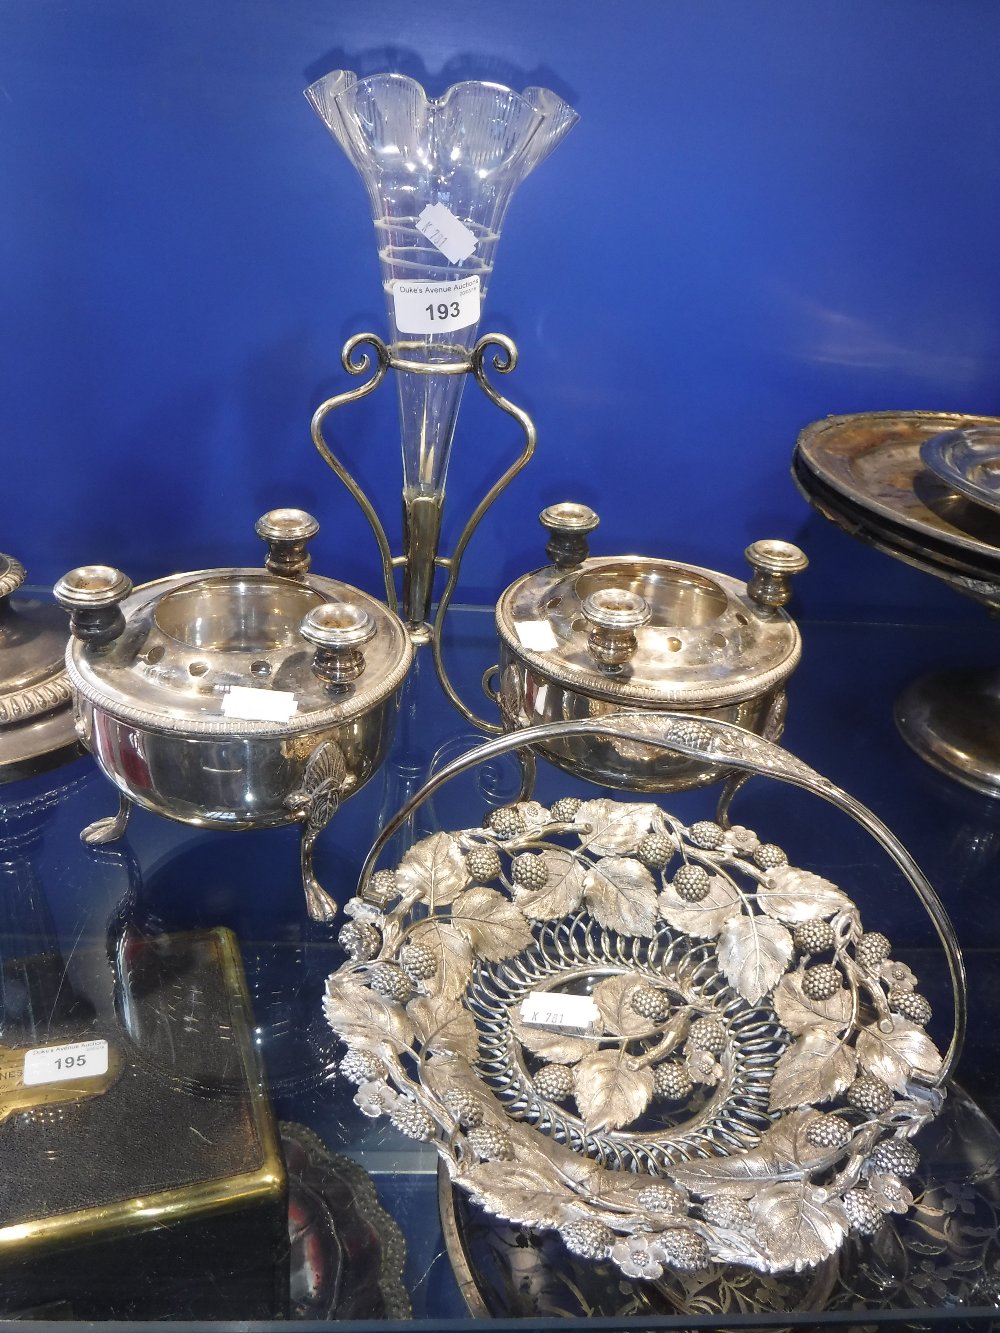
left=895, top=667, right=1000, bottom=798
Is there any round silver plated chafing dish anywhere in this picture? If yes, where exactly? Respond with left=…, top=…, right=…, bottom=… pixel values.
left=0, top=552, right=80, bottom=782
left=488, top=504, right=808, bottom=793
left=53, top=510, right=413, bottom=922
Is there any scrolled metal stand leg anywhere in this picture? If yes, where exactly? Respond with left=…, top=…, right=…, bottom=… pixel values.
left=299, top=802, right=339, bottom=925
left=716, top=690, right=788, bottom=828
left=81, top=793, right=133, bottom=846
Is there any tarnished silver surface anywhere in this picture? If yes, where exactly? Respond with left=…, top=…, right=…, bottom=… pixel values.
left=325, top=715, right=960, bottom=1279
left=0, top=552, right=80, bottom=782
left=54, top=511, right=413, bottom=920
left=492, top=533, right=806, bottom=791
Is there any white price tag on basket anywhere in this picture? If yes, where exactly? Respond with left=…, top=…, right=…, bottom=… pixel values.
left=221, top=686, right=298, bottom=723
left=415, top=203, right=477, bottom=264
left=520, top=993, right=599, bottom=1036
left=23, top=1039, right=109, bottom=1086
left=392, top=276, right=481, bottom=335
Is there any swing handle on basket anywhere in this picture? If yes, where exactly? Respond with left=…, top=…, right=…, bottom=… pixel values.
left=358, top=710, right=966, bottom=1085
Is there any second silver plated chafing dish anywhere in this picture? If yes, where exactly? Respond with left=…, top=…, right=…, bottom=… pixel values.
left=487, top=503, right=808, bottom=793
left=54, top=510, right=413, bottom=922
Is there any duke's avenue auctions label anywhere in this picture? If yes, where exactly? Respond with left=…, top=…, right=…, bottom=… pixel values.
left=392, top=276, right=481, bottom=335
left=221, top=685, right=298, bottom=722
left=24, top=1039, right=109, bottom=1086
left=520, top=992, right=600, bottom=1036
left=415, top=203, right=477, bottom=264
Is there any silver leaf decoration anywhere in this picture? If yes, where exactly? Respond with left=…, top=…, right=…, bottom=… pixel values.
left=322, top=976, right=415, bottom=1056
left=408, top=919, right=474, bottom=999
left=657, top=873, right=741, bottom=939
left=768, top=1027, right=857, bottom=1111
left=395, top=831, right=470, bottom=907
left=458, top=1159, right=574, bottom=1230
left=752, top=1181, right=849, bottom=1271
left=510, top=1008, right=597, bottom=1064
left=773, top=972, right=852, bottom=1036
left=575, top=798, right=659, bottom=856
left=755, top=866, right=853, bottom=924
left=408, top=993, right=479, bottom=1061
left=855, top=1017, right=943, bottom=1092
left=514, top=848, right=587, bottom=921
left=590, top=973, right=658, bottom=1037
left=573, top=1047, right=655, bottom=1132
left=583, top=856, right=659, bottom=937
left=716, top=913, right=794, bottom=1004
left=449, top=886, right=535, bottom=961
left=670, top=1110, right=822, bottom=1195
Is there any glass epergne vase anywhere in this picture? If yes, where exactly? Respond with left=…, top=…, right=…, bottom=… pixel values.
left=305, top=70, right=578, bottom=653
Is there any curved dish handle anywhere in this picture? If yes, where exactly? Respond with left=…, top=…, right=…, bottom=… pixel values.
left=357, top=710, right=965, bottom=1086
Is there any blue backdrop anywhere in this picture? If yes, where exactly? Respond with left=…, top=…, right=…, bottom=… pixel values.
left=3, top=0, right=1000, bottom=622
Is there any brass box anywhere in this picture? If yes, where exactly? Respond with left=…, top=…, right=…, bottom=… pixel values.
left=0, top=927, right=288, bottom=1318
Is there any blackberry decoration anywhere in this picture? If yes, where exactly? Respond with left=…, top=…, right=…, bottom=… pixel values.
left=636, top=1183, right=686, bottom=1213
left=467, top=1123, right=514, bottom=1161
left=856, top=932, right=892, bottom=971
left=442, top=1088, right=484, bottom=1128
left=659, top=1228, right=710, bottom=1272
left=701, top=1194, right=752, bottom=1228
left=340, top=1049, right=387, bottom=1084
left=888, top=989, right=932, bottom=1025
left=550, top=797, right=583, bottom=822
left=867, top=1139, right=920, bottom=1177
left=671, top=863, right=711, bottom=902
left=846, top=1074, right=894, bottom=1116
left=484, top=806, right=525, bottom=838
left=801, top=962, right=842, bottom=1001
left=805, top=1114, right=852, bottom=1150
left=561, top=1220, right=613, bottom=1260
left=389, top=1100, right=436, bottom=1141
left=689, top=820, right=724, bottom=850
left=688, top=1016, right=727, bottom=1053
left=653, top=1062, right=694, bottom=1101
left=399, top=942, right=437, bottom=982
left=367, top=868, right=398, bottom=908
left=793, top=919, right=836, bottom=954
left=637, top=831, right=673, bottom=868
left=368, top=962, right=413, bottom=1003
left=843, top=1188, right=885, bottom=1235
left=338, top=919, right=381, bottom=961
left=630, top=986, right=672, bottom=1023
left=512, top=853, right=549, bottom=890
left=466, top=845, right=502, bottom=883
left=666, top=719, right=714, bottom=750
left=753, top=842, right=788, bottom=870
left=533, top=1064, right=575, bottom=1101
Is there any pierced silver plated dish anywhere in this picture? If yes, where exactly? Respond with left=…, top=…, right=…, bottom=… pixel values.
left=324, top=715, right=962, bottom=1279
left=54, top=510, right=413, bottom=921
left=487, top=504, right=808, bottom=792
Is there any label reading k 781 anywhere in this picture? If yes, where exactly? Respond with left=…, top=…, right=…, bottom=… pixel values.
left=392, top=276, right=481, bottom=335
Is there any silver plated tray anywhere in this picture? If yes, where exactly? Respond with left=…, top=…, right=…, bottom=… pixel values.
left=324, top=715, right=963, bottom=1282
left=921, top=426, right=1000, bottom=517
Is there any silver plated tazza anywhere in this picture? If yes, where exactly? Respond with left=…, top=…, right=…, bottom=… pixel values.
left=54, top=510, right=413, bottom=922
left=484, top=503, right=808, bottom=792
left=324, top=714, right=961, bottom=1280
left=794, top=411, right=1000, bottom=798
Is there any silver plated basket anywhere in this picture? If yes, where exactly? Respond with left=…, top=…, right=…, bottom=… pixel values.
left=323, top=714, right=964, bottom=1280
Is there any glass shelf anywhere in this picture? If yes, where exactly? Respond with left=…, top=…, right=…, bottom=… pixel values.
left=3, top=605, right=1000, bottom=1327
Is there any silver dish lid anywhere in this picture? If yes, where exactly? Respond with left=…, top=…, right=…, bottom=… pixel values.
left=496, top=504, right=807, bottom=708
left=0, top=553, right=80, bottom=780
left=55, top=511, right=413, bottom=737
